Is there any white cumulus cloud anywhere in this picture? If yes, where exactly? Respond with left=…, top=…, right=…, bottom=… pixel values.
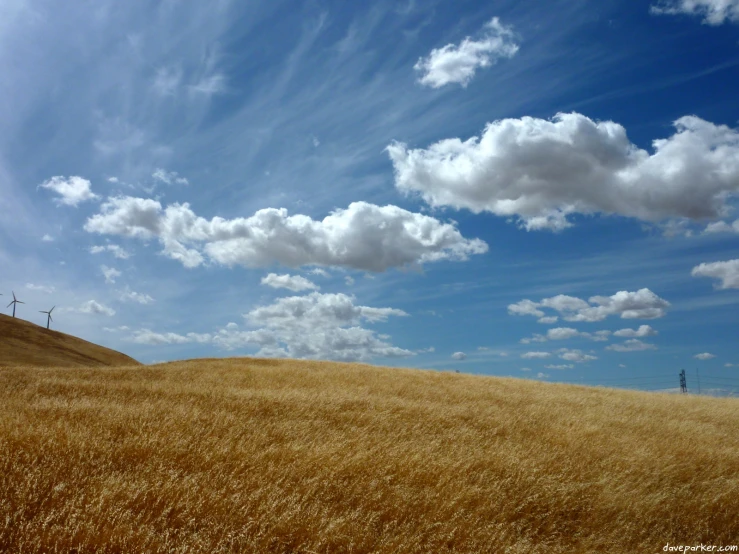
left=247, top=292, right=407, bottom=328
left=210, top=292, right=414, bottom=362
left=119, top=289, right=155, bottom=305
left=90, top=244, right=131, bottom=259
left=261, top=273, right=319, bottom=292
left=73, top=300, right=115, bottom=316
left=692, top=259, right=739, bottom=289
left=521, top=327, right=610, bottom=343
left=509, top=289, right=670, bottom=323
left=694, top=352, right=716, bottom=360
left=508, top=299, right=545, bottom=318
left=560, top=328, right=609, bottom=341
left=451, top=351, right=467, bottom=360
left=101, top=265, right=121, bottom=284
left=84, top=197, right=487, bottom=272
left=606, top=339, right=657, bottom=352
left=388, top=113, right=739, bottom=231
left=520, top=334, right=547, bottom=344
left=613, top=325, right=658, bottom=338
left=521, top=351, right=551, bottom=359
left=39, top=176, right=99, bottom=207
left=152, top=169, right=189, bottom=186
left=414, top=17, right=519, bottom=88
left=651, top=0, right=739, bottom=24
left=704, top=219, right=739, bottom=234
left=557, top=348, right=597, bottom=363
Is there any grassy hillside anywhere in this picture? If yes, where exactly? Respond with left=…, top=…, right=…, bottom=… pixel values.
left=0, top=313, right=139, bottom=367
left=1, top=357, right=738, bottom=553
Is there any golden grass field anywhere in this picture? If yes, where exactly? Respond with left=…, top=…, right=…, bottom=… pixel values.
left=1, top=354, right=738, bottom=553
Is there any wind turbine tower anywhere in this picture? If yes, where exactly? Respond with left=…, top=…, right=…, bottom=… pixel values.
left=7, top=291, right=24, bottom=318
left=40, top=306, right=55, bottom=329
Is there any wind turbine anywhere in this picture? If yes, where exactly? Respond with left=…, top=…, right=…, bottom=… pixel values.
left=7, top=291, right=24, bottom=318
left=40, top=306, right=55, bottom=329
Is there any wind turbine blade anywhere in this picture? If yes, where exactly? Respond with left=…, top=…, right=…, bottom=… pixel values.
left=12, top=291, right=16, bottom=300
left=49, top=315, right=53, bottom=322
left=50, top=306, right=55, bottom=313
left=18, top=301, right=25, bottom=304
left=6, top=301, right=12, bottom=308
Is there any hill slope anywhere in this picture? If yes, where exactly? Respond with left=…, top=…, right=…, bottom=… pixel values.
left=2, top=357, right=738, bottom=553
left=0, top=313, right=140, bottom=367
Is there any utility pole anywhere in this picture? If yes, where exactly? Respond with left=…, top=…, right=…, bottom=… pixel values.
left=696, top=368, right=701, bottom=395
left=680, top=369, right=687, bottom=394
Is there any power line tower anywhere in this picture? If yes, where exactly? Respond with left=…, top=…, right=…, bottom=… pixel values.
left=679, top=369, right=687, bottom=394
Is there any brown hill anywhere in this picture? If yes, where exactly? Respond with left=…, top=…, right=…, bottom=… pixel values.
left=0, top=313, right=140, bottom=367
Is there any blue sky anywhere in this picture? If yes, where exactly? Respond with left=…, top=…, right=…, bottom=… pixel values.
left=2, top=0, right=739, bottom=391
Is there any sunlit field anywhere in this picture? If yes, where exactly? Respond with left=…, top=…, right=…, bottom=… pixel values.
left=1, top=357, right=738, bottom=553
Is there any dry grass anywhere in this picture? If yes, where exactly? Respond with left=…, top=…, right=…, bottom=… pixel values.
left=1, top=357, right=738, bottom=553
left=0, top=313, right=140, bottom=368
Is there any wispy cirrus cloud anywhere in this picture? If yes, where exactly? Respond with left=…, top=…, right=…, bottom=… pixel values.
left=651, top=0, right=739, bottom=25
left=189, top=74, right=227, bottom=96
left=151, top=66, right=182, bottom=96
left=25, top=283, right=55, bottom=294
left=131, top=329, right=212, bottom=345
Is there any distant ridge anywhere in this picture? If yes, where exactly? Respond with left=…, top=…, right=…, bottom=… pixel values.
left=0, top=313, right=140, bottom=367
